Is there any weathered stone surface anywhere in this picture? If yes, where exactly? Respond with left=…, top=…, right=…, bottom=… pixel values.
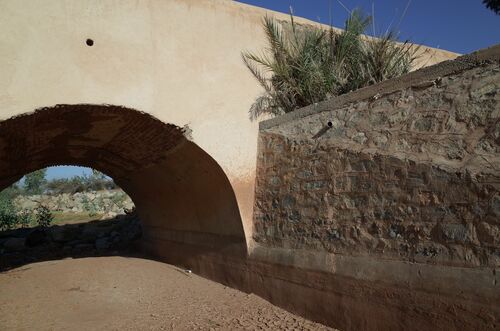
left=255, top=62, right=500, bottom=268
left=13, top=190, right=134, bottom=215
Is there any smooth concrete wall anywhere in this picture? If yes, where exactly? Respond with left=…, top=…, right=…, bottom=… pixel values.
left=0, top=0, right=459, bottom=243
left=1, top=1, right=475, bottom=330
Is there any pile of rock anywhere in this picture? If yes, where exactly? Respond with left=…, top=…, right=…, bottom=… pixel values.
left=13, top=190, right=134, bottom=215
left=0, top=212, right=142, bottom=270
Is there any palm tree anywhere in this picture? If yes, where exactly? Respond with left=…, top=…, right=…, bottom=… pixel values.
left=359, top=32, right=420, bottom=86
left=242, top=10, right=419, bottom=120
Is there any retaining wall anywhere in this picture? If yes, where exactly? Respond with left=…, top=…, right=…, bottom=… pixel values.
left=247, top=45, right=500, bottom=330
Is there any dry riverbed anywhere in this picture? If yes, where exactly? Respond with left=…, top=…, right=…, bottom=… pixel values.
left=0, top=256, right=335, bottom=330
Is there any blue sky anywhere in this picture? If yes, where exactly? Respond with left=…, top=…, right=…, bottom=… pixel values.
left=46, top=166, right=92, bottom=180
left=236, top=0, right=499, bottom=54
left=46, top=0, right=498, bottom=180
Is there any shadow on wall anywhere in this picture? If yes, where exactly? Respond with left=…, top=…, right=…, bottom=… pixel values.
left=0, top=104, right=248, bottom=262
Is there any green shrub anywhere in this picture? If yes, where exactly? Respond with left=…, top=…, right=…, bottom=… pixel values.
left=17, top=209, right=33, bottom=228
left=46, top=170, right=117, bottom=195
left=0, top=186, right=21, bottom=230
left=35, top=205, right=53, bottom=227
left=81, top=196, right=98, bottom=217
left=111, top=192, right=126, bottom=207
left=0, top=211, right=17, bottom=231
left=24, top=169, right=47, bottom=195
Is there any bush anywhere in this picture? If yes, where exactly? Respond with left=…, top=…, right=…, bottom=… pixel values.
left=0, top=186, right=22, bottom=231
left=46, top=171, right=117, bottom=195
left=81, top=195, right=98, bottom=217
left=17, top=209, right=33, bottom=228
left=0, top=211, right=17, bottom=231
left=24, top=169, right=47, bottom=195
left=35, top=205, right=53, bottom=227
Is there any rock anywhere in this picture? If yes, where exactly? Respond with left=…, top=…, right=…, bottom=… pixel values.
left=66, top=239, right=86, bottom=247
left=81, top=227, right=100, bottom=241
left=61, top=246, right=72, bottom=253
left=101, top=211, right=117, bottom=220
left=3, top=237, right=26, bottom=251
left=50, top=226, right=80, bottom=243
left=439, top=223, right=472, bottom=243
left=75, top=243, right=94, bottom=250
left=95, top=238, right=111, bottom=250
left=26, top=229, right=46, bottom=247
left=352, top=132, right=367, bottom=144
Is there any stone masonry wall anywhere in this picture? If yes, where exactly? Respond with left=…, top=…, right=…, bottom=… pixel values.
left=254, top=60, right=499, bottom=268
left=14, top=190, right=134, bottom=216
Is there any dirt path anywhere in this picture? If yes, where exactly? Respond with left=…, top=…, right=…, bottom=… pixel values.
left=0, top=256, right=335, bottom=330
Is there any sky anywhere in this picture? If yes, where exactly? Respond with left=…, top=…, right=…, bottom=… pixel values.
left=46, top=0, right=498, bottom=180
left=236, top=0, right=499, bottom=54
left=46, top=166, right=92, bottom=180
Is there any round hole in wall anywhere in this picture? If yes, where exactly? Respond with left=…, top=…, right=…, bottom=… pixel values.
left=327, top=121, right=333, bottom=127
left=86, top=39, right=94, bottom=46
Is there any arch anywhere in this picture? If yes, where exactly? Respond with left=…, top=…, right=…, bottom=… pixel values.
left=0, top=104, right=247, bottom=261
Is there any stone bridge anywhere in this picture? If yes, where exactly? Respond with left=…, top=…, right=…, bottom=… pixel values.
left=0, top=0, right=498, bottom=330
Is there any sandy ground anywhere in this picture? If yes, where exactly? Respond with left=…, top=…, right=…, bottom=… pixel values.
left=0, top=256, right=335, bottom=330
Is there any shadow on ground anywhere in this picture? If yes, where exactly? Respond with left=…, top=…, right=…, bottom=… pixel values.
left=0, top=212, right=143, bottom=271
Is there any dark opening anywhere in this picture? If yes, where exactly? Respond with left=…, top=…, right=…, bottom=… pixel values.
left=86, top=39, right=94, bottom=46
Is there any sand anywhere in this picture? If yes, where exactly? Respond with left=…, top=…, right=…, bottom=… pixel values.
left=0, top=256, right=335, bottom=330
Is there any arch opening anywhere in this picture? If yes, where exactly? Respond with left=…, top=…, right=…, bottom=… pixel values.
left=0, top=104, right=247, bottom=268
left=0, top=165, right=142, bottom=270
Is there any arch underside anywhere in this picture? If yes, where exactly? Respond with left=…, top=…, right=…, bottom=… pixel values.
left=0, top=104, right=247, bottom=258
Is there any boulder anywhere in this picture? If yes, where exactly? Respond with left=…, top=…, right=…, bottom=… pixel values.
left=26, top=229, right=47, bottom=247
left=74, top=243, right=94, bottom=250
left=80, top=229, right=98, bottom=241
left=95, top=238, right=111, bottom=250
left=50, top=226, right=80, bottom=243
left=3, top=237, right=26, bottom=251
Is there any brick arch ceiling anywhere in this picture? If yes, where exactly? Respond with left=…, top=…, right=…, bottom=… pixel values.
left=0, top=104, right=247, bottom=253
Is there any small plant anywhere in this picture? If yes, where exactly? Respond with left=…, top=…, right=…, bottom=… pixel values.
left=111, top=192, right=126, bottom=208
left=0, top=211, right=17, bottom=231
left=35, top=205, right=53, bottom=227
left=17, top=209, right=33, bottom=228
left=81, top=195, right=98, bottom=217
left=0, top=186, right=21, bottom=230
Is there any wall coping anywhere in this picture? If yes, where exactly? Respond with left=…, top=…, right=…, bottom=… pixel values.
left=259, top=44, right=500, bottom=131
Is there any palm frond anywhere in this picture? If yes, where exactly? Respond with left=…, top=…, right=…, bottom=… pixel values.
left=241, top=10, right=420, bottom=121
